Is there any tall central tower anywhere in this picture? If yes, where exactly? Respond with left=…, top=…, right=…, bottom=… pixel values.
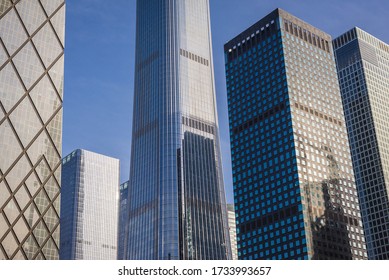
left=126, top=0, right=231, bottom=260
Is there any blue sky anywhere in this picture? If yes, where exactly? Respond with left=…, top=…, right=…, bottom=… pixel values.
left=63, top=0, right=389, bottom=203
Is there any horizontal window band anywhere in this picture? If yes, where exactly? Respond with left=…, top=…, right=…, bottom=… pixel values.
left=182, top=116, right=215, bottom=135
left=180, top=48, right=209, bottom=66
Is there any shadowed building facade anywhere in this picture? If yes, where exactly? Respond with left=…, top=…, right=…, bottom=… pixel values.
left=125, top=0, right=231, bottom=260
left=333, top=28, right=389, bottom=259
left=0, top=0, right=65, bottom=260
left=225, top=9, right=367, bottom=260
left=118, top=180, right=129, bottom=260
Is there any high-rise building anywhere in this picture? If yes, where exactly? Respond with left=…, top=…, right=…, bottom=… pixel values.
left=225, top=8, right=367, bottom=260
left=117, top=180, right=129, bottom=260
left=333, top=28, right=389, bottom=260
left=126, top=0, right=231, bottom=260
left=59, top=149, right=119, bottom=260
left=227, top=204, right=238, bottom=260
left=0, top=0, right=65, bottom=260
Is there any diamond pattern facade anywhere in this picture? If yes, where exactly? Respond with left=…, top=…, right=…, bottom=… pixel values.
left=0, top=0, right=65, bottom=260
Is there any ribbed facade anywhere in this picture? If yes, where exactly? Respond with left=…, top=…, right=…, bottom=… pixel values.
left=0, top=0, right=65, bottom=260
left=126, top=0, right=231, bottom=260
left=333, top=28, right=389, bottom=259
left=60, top=149, right=119, bottom=260
left=225, top=9, right=367, bottom=259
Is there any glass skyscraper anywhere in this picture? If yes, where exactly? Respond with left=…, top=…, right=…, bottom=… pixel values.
left=225, top=9, right=367, bottom=260
left=118, top=180, right=129, bottom=260
left=0, top=0, right=65, bottom=260
left=227, top=204, right=238, bottom=260
left=60, top=149, right=119, bottom=260
left=126, top=0, right=231, bottom=260
left=333, top=28, right=389, bottom=260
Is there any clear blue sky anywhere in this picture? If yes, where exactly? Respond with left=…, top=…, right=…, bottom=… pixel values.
left=63, top=0, right=389, bottom=203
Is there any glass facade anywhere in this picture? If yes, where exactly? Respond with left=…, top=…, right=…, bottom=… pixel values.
left=225, top=9, right=367, bottom=260
left=126, top=0, right=231, bottom=260
left=333, top=28, right=389, bottom=260
left=118, top=180, right=129, bottom=260
left=227, top=204, right=238, bottom=260
left=0, top=0, right=65, bottom=260
left=60, top=149, right=119, bottom=260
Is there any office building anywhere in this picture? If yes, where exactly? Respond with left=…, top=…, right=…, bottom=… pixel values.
left=333, top=28, right=389, bottom=259
left=118, top=180, right=129, bottom=260
left=60, top=149, right=119, bottom=260
left=0, top=0, right=65, bottom=260
left=126, top=0, right=231, bottom=260
left=225, top=9, right=367, bottom=259
left=227, top=204, right=238, bottom=260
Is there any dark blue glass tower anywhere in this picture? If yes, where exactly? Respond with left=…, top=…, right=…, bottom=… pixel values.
left=225, top=9, right=367, bottom=260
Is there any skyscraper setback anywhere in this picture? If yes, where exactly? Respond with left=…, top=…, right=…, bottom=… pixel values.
left=333, top=28, right=389, bottom=259
left=125, top=0, right=231, bottom=260
left=0, top=0, right=65, bottom=260
left=225, top=9, right=367, bottom=259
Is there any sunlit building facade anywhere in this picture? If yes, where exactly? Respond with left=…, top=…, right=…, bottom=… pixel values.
left=227, top=204, right=238, bottom=260
left=0, top=0, right=65, bottom=260
left=126, top=0, right=231, bottom=260
left=225, top=9, right=367, bottom=259
left=333, top=28, right=389, bottom=259
left=59, top=149, right=119, bottom=260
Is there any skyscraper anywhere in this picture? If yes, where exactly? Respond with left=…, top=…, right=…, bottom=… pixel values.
left=227, top=204, right=238, bottom=260
left=126, top=0, right=231, bottom=260
left=118, top=180, right=129, bottom=260
left=225, top=9, right=367, bottom=260
left=0, top=0, right=65, bottom=260
left=60, top=149, right=119, bottom=260
left=333, top=28, right=389, bottom=260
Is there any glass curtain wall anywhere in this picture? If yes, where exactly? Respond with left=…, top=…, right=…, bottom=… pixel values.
left=126, top=0, right=231, bottom=260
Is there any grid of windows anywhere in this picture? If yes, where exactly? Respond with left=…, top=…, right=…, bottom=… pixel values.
left=334, top=27, right=389, bottom=260
left=225, top=9, right=306, bottom=260
left=60, top=150, right=119, bottom=260
left=0, top=0, right=65, bottom=260
left=225, top=8, right=367, bottom=260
